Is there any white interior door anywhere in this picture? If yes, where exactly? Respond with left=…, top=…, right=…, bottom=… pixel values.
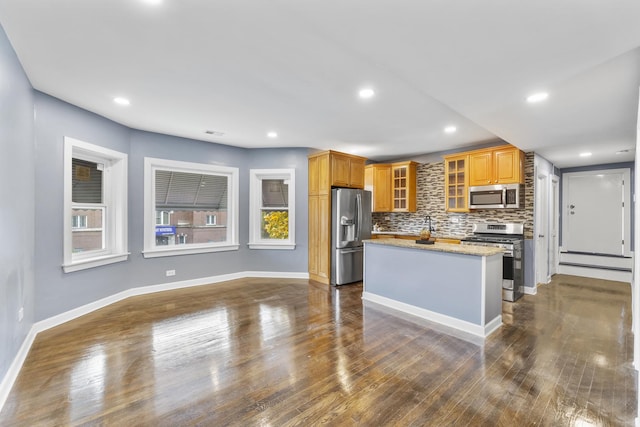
left=563, top=170, right=628, bottom=256
left=535, top=174, right=549, bottom=284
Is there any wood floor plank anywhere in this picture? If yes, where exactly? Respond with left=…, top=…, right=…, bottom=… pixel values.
left=0, top=274, right=636, bottom=426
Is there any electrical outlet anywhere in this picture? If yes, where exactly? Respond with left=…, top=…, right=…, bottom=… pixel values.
left=450, top=217, right=459, bottom=223
left=18, top=307, right=24, bottom=322
left=166, top=269, right=176, bottom=277
left=384, top=216, right=390, bottom=220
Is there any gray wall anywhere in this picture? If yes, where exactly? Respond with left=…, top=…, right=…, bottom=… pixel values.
left=0, top=23, right=35, bottom=386
left=33, top=93, right=132, bottom=321
left=33, top=96, right=310, bottom=321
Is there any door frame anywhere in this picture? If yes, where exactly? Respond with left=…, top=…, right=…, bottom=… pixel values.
left=535, top=171, right=550, bottom=285
left=548, top=175, right=560, bottom=276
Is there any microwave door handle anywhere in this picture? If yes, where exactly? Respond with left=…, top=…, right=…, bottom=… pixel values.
left=502, top=187, right=507, bottom=207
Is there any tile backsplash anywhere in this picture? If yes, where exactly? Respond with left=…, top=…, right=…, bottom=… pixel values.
left=372, top=152, right=535, bottom=239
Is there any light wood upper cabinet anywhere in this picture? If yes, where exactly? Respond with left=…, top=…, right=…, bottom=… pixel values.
left=494, top=146, right=522, bottom=184
left=391, top=161, right=417, bottom=212
left=468, top=145, right=524, bottom=187
left=329, top=152, right=366, bottom=189
left=364, top=161, right=417, bottom=212
left=364, top=164, right=392, bottom=212
left=443, top=153, right=469, bottom=212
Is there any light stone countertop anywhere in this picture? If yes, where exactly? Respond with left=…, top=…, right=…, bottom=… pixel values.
left=364, top=238, right=504, bottom=257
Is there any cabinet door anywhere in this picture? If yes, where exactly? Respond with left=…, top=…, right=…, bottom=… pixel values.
left=308, top=156, right=319, bottom=196
left=309, top=154, right=330, bottom=196
left=317, top=154, right=330, bottom=194
left=494, top=147, right=522, bottom=184
left=444, top=155, right=469, bottom=212
left=468, top=150, right=493, bottom=186
left=349, top=159, right=365, bottom=189
left=308, top=196, right=319, bottom=275
left=365, top=164, right=392, bottom=212
left=308, top=194, right=330, bottom=282
left=373, top=165, right=392, bottom=212
left=331, top=154, right=350, bottom=187
left=317, top=194, right=330, bottom=280
left=391, top=163, right=416, bottom=212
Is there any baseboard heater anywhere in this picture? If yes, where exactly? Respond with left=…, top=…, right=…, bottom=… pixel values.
left=559, top=262, right=632, bottom=272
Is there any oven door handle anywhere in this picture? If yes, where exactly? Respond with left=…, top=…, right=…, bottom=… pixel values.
left=502, top=187, right=507, bottom=207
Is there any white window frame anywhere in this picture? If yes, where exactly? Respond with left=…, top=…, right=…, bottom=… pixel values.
left=206, top=214, right=217, bottom=226
left=248, top=169, right=295, bottom=250
left=63, top=137, right=129, bottom=273
left=143, top=157, right=239, bottom=258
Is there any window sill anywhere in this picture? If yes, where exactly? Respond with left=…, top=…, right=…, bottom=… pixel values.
left=143, top=244, right=240, bottom=258
left=63, top=253, right=130, bottom=273
left=248, top=242, right=296, bottom=250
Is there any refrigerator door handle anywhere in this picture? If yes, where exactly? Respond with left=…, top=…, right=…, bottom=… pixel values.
left=340, top=247, right=363, bottom=254
left=355, top=192, right=362, bottom=241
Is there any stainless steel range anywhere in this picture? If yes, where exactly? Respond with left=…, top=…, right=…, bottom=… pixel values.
left=461, top=223, right=524, bottom=302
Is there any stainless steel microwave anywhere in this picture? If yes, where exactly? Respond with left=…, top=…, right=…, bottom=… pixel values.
left=468, top=184, right=521, bottom=209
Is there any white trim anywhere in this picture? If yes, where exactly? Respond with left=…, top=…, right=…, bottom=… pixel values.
left=480, top=256, right=486, bottom=324
left=0, top=270, right=309, bottom=412
left=0, top=326, right=37, bottom=413
left=143, top=244, right=240, bottom=258
left=144, top=157, right=239, bottom=257
left=248, top=168, right=296, bottom=249
left=248, top=243, right=296, bottom=250
left=362, top=291, right=501, bottom=338
left=524, top=286, right=537, bottom=295
left=62, top=253, right=130, bottom=273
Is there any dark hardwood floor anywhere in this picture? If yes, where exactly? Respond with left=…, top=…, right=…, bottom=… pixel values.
left=0, top=274, right=636, bottom=426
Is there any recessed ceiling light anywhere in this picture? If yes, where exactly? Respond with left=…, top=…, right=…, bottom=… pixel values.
left=526, top=92, right=549, bottom=103
left=579, top=152, right=592, bottom=157
left=267, top=131, right=278, bottom=138
left=444, top=126, right=457, bottom=134
left=113, top=97, right=130, bottom=106
left=358, top=88, right=375, bottom=99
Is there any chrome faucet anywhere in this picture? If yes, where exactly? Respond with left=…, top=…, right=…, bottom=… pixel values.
left=425, top=215, right=434, bottom=232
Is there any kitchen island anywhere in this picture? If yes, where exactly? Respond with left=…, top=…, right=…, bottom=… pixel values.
left=363, top=238, right=504, bottom=338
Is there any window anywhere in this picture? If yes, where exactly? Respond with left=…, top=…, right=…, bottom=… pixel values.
left=156, top=210, right=171, bottom=225
left=63, top=137, right=128, bottom=273
left=249, top=169, right=295, bottom=250
left=72, top=215, right=88, bottom=229
left=143, top=157, right=239, bottom=258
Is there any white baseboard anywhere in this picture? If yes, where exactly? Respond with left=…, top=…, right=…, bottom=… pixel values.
left=524, top=286, right=537, bottom=295
left=0, top=326, right=37, bottom=415
left=362, top=291, right=501, bottom=339
left=0, top=270, right=308, bottom=412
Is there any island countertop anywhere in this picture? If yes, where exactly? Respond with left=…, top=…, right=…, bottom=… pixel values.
left=364, top=238, right=504, bottom=257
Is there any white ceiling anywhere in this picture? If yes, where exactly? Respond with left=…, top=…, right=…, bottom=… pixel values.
left=0, top=0, right=639, bottom=167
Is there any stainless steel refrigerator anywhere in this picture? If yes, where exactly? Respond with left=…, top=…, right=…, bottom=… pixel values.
left=331, top=188, right=372, bottom=285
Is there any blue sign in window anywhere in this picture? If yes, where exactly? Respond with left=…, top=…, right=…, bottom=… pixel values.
left=156, top=226, right=176, bottom=236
